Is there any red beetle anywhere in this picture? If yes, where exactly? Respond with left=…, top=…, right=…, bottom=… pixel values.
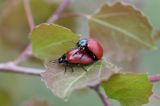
left=76, top=38, right=103, bottom=60
left=66, top=48, right=93, bottom=65
left=51, top=48, right=94, bottom=72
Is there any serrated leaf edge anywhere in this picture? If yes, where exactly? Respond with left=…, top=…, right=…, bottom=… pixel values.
left=89, top=2, right=157, bottom=49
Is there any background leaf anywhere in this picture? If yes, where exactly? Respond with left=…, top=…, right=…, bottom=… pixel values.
left=30, top=23, right=80, bottom=60
left=41, top=59, right=119, bottom=99
left=101, top=73, right=153, bottom=106
left=89, top=2, right=156, bottom=71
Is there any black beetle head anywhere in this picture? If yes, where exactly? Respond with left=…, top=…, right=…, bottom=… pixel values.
left=76, top=39, right=88, bottom=48
left=58, top=54, right=67, bottom=63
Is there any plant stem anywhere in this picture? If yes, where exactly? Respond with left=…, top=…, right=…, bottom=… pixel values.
left=0, top=63, right=44, bottom=76
left=12, top=44, right=32, bottom=65
left=23, top=0, right=35, bottom=31
left=12, top=0, right=34, bottom=65
left=92, top=85, right=111, bottom=106
left=0, top=0, right=72, bottom=75
left=62, top=12, right=90, bottom=19
left=149, top=74, right=160, bottom=82
left=47, top=0, right=70, bottom=23
left=13, top=0, right=71, bottom=65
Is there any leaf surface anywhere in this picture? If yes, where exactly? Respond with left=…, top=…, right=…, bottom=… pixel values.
left=30, top=23, right=79, bottom=60
left=41, top=59, right=119, bottom=99
left=89, top=2, right=156, bottom=62
left=101, top=73, right=153, bottom=106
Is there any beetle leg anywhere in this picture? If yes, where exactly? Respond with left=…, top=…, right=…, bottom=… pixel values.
left=64, top=64, right=67, bottom=73
left=70, top=65, right=74, bottom=72
left=81, top=66, right=87, bottom=72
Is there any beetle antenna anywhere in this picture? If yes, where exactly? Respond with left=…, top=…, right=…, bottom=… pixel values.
left=70, top=65, right=74, bottom=73
left=64, top=64, right=67, bottom=73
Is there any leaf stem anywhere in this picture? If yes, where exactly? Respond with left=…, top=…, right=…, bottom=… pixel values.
left=47, top=0, right=70, bottom=23
left=149, top=74, right=160, bottom=82
left=0, top=63, right=44, bottom=76
left=91, top=85, right=111, bottom=106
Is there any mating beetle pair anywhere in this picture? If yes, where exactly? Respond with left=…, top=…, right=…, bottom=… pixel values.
left=51, top=38, right=103, bottom=72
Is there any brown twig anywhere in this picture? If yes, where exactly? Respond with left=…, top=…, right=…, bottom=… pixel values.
left=91, top=85, right=111, bottom=106
left=23, top=0, right=35, bottom=31
left=0, top=63, right=44, bottom=76
left=47, top=0, right=70, bottom=23
left=12, top=44, right=32, bottom=65
left=12, top=0, right=34, bottom=65
left=12, top=0, right=71, bottom=65
left=13, top=0, right=71, bottom=65
left=0, top=0, right=72, bottom=75
left=61, top=12, right=89, bottom=19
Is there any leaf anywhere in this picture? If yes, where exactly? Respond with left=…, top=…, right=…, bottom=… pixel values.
left=41, top=59, right=119, bottom=99
left=31, top=23, right=119, bottom=99
left=101, top=73, right=153, bottom=106
left=30, top=23, right=80, bottom=60
left=89, top=2, right=156, bottom=62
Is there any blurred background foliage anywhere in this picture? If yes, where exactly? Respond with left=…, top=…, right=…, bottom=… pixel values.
left=0, top=0, right=160, bottom=106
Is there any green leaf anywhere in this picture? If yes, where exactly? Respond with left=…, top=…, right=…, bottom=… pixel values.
left=101, top=73, right=153, bottom=106
left=41, top=59, right=119, bottom=99
left=89, top=2, right=156, bottom=62
left=30, top=23, right=80, bottom=60
left=30, top=23, right=119, bottom=99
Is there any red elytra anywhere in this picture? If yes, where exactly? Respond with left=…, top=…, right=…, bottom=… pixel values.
left=67, top=48, right=93, bottom=65
left=77, top=38, right=103, bottom=60
left=86, top=38, right=103, bottom=60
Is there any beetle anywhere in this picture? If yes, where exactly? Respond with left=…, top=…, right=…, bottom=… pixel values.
left=51, top=48, right=94, bottom=72
left=76, top=38, right=103, bottom=60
